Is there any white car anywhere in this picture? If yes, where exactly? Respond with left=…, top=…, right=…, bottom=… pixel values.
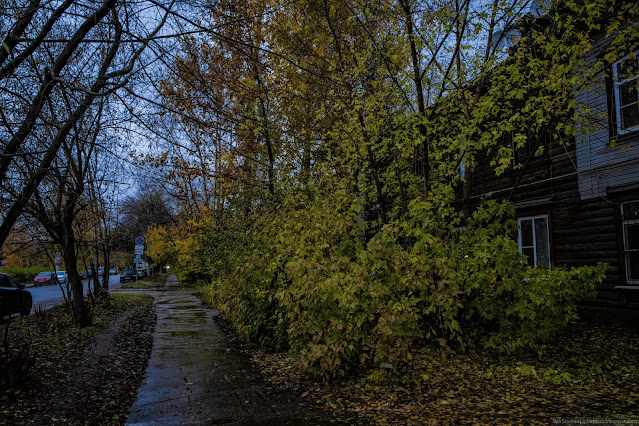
left=56, top=271, right=67, bottom=284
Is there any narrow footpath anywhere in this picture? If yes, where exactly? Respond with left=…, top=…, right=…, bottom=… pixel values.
left=126, top=275, right=333, bottom=425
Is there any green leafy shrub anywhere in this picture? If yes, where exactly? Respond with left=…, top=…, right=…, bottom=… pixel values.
left=273, top=189, right=423, bottom=374
left=0, top=266, right=47, bottom=284
left=209, top=233, right=290, bottom=352
left=454, top=201, right=605, bottom=351
left=150, top=192, right=605, bottom=379
left=515, top=362, right=574, bottom=385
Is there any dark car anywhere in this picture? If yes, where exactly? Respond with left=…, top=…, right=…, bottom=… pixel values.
left=34, top=272, right=56, bottom=287
left=120, top=269, right=137, bottom=283
left=0, top=273, right=32, bottom=319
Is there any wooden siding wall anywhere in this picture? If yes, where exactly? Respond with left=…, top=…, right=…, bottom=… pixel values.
left=575, top=32, right=639, bottom=200
left=466, top=22, right=639, bottom=305
left=470, top=132, right=627, bottom=303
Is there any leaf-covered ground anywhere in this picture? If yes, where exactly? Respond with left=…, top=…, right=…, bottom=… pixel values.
left=248, top=315, right=639, bottom=424
left=0, top=293, right=156, bottom=425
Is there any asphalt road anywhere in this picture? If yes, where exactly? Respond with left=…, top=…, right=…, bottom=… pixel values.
left=26, top=274, right=124, bottom=314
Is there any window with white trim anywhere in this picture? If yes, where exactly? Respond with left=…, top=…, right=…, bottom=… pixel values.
left=621, top=200, right=639, bottom=284
left=613, top=54, right=639, bottom=134
left=518, top=215, right=551, bottom=269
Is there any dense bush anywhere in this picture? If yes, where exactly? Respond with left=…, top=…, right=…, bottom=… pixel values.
left=139, top=0, right=628, bottom=381
left=454, top=202, right=604, bottom=351
left=0, top=266, right=48, bottom=284
left=149, top=188, right=605, bottom=379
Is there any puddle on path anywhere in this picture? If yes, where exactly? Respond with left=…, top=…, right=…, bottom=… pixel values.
left=165, top=310, right=206, bottom=318
left=168, top=330, right=201, bottom=337
left=168, top=305, right=199, bottom=310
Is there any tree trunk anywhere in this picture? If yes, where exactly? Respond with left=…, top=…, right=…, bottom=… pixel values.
left=357, top=112, right=387, bottom=224
left=393, top=146, right=408, bottom=216
left=91, top=259, right=100, bottom=294
left=62, top=230, right=91, bottom=326
left=251, top=47, right=275, bottom=196
left=301, top=137, right=311, bottom=185
left=400, top=0, right=430, bottom=197
left=102, top=248, right=110, bottom=290
left=462, top=169, right=472, bottom=221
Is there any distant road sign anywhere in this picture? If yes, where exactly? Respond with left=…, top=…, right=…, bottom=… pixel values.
left=135, top=236, right=145, bottom=245
left=134, top=249, right=143, bottom=255
left=135, top=245, right=144, bottom=250
left=134, top=255, right=143, bottom=263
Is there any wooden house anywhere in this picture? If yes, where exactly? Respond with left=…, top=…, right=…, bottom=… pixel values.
left=466, top=19, right=639, bottom=306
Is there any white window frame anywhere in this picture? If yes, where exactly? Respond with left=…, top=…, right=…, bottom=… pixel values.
left=517, top=214, right=551, bottom=269
left=612, top=52, right=639, bottom=134
left=621, top=200, right=639, bottom=285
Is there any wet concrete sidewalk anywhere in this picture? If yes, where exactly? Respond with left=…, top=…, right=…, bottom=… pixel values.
left=126, top=276, right=330, bottom=425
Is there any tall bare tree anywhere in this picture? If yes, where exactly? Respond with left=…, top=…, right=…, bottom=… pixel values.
left=0, top=0, right=175, bottom=250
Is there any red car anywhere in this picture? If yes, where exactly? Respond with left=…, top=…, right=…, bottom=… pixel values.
left=34, top=272, right=56, bottom=287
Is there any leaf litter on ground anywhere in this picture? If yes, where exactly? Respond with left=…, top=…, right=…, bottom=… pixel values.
left=0, top=293, right=156, bottom=425
left=247, top=317, right=639, bottom=424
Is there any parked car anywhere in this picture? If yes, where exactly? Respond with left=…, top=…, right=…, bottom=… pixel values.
left=56, top=271, right=67, bottom=284
left=109, top=268, right=117, bottom=275
left=0, top=273, right=32, bottom=319
left=34, top=272, right=56, bottom=286
left=98, top=267, right=104, bottom=276
left=86, top=269, right=92, bottom=277
left=120, top=269, right=137, bottom=283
